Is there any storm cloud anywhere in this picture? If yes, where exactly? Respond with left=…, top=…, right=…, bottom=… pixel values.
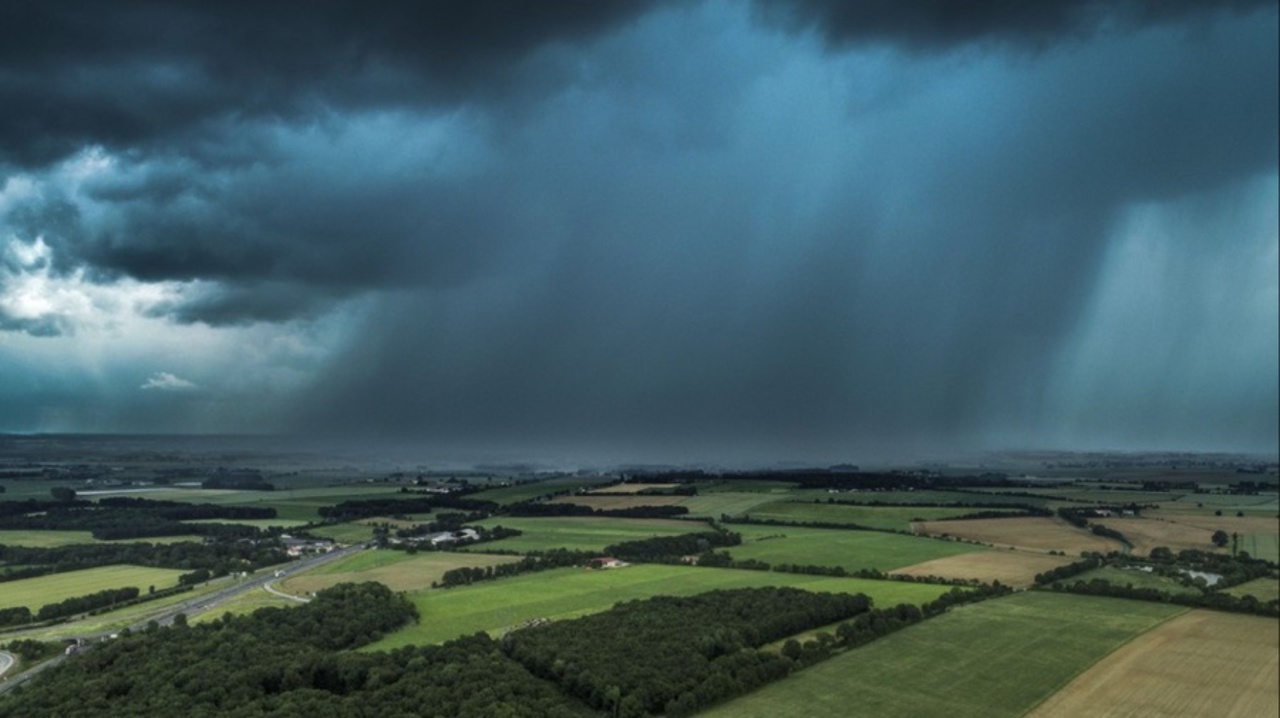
left=0, top=1, right=1275, bottom=461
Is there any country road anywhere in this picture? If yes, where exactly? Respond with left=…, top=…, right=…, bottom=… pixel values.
left=0, top=651, right=14, bottom=679
left=0, top=544, right=366, bottom=696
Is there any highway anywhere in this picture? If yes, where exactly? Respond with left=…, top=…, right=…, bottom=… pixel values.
left=0, top=544, right=366, bottom=696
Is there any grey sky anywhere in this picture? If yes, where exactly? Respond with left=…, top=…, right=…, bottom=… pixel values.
left=1, top=1, right=1275, bottom=463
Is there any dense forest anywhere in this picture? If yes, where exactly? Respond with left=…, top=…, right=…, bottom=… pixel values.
left=0, top=582, right=587, bottom=718
left=504, top=587, right=871, bottom=716
left=0, top=582, right=1007, bottom=718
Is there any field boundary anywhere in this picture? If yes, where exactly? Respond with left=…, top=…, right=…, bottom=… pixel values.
left=1014, top=603, right=1190, bottom=717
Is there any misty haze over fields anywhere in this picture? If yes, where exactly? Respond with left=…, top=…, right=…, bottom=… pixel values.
left=0, top=1, right=1276, bottom=464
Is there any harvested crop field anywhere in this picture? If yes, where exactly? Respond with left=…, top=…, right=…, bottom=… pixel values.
left=890, top=550, right=1073, bottom=588
left=1090, top=517, right=1221, bottom=556
left=914, top=516, right=1122, bottom=554
left=547, top=494, right=687, bottom=510
left=1026, top=610, right=1280, bottom=718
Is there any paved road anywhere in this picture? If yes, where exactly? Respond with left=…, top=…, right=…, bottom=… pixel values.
left=0, top=651, right=14, bottom=679
left=0, top=544, right=366, bottom=696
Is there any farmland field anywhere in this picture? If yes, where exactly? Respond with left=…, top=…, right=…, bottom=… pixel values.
left=1070, top=566, right=1200, bottom=594
left=548, top=494, right=687, bottom=510
left=185, top=518, right=310, bottom=529
left=744, top=501, right=1017, bottom=530
left=1223, top=576, right=1280, bottom=603
left=279, top=550, right=519, bottom=595
left=588, top=483, right=678, bottom=494
left=1090, top=517, right=1221, bottom=556
left=1168, top=492, right=1280, bottom=516
left=676, top=492, right=789, bottom=517
left=697, top=592, right=1186, bottom=718
left=890, top=550, right=1073, bottom=587
left=1025, top=611, right=1279, bottom=718
left=467, top=516, right=706, bottom=553
left=298, top=521, right=375, bottom=543
left=0, top=530, right=202, bottom=547
left=914, top=516, right=1122, bottom=554
left=727, top=523, right=988, bottom=572
left=366, top=564, right=961, bottom=650
left=0, top=565, right=187, bottom=611
left=793, top=489, right=1056, bottom=507
left=467, top=476, right=614, bottom=504
left=1237, top=533, right=1280, bottom=563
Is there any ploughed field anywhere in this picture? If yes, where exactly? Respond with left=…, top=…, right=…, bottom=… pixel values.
left=1026, top=610, right=1280, bottom=718
left=696, top=592, right=1187, bottom=718
left=363, top=563, right=961, bottom=650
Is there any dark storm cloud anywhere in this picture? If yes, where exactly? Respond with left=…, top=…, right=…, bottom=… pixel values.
left=290, top=6, right=1278, bottom=458
left=1, top=1, right=1275, bottom=458
left=0, top=0, right=662, bottom=168
left=758, top=0, right=1275, bottom=51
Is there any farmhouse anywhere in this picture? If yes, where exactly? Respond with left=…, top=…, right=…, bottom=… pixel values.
left=424, top=528, right=481, bottom=547
left=281, top=536, right=336, bottom=557
left=589, top=557, right=628, bottom=569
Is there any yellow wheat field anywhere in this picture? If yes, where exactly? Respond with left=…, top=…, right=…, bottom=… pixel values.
left=914, top=516, right=1123, bottom=555
left=1026, top=610, right=1280, bottom=718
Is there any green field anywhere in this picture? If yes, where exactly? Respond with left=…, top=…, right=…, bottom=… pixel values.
left=1071, top=566, right=1200, bottom=595
left=1170, top=493, right=1279, bottom=514
left=727, top=524, right=988, bottom=572
left=467, top=516, right=708, bottom=553
left=1240, top=533, right=1280, bottom=563
left=698, top=592, right=1186, bottom=718
left=1222, top=576, right=1280, bottom=603
left=467, top=477, right=615, bottom=505
left=695, top=479, right=799, bottom=493
left=0, top=565, right=188, bottom=611
left=305, top=548, right=413, bottom=575
left=0, top=530, right=202, bottom=547
left=305, top=522, right=376, bottom=543
left=678, top=492, right=792, bottom=517
left=792, top=490, right=1055, bottom=508
left=366, top=564, right=960, bottom=650
left=744, top=502, right=1018, bottom=531
left=185, top=518, right=311, bottom=529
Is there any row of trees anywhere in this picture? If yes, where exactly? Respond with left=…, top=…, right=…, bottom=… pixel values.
left=434, top=549, right=599, bottom=588
left=603, top=530, right=741, bottom=562
left=0, top=497, right=273, bottom=540
left=0, top=539, right=290, bottom=584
